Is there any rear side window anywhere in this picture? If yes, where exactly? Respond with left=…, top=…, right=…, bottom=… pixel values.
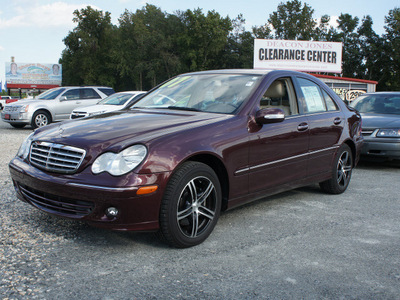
left=297, top=78, right=326, bottom=113
left=98, top=88, right=115, bottom=96
left=81, top=88, right=101, bottom=99
left=322, top=90, right=339, bottom=111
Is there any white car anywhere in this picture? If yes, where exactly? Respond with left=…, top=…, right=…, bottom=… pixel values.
left=70, top=91, right=146, bottom=119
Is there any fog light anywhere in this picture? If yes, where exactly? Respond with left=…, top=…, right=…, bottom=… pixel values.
left=106, top=207, right=119, bottom=218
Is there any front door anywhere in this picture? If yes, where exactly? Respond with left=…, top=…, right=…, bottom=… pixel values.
left=247, top=77, right=309, bottom=193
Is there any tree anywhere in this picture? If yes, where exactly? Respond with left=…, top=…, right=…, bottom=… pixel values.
left=176, top=9, right=232, bottom=71
left=219, top=14, right=255, bottom=69
left=115, top=5, right=180, bottom=91
left=268, top=0, right=316, bottom=40
left=334, top=13, right=364, bottom=78
left=383, top=7, right=400, bottom=90
left=357, top=16, right=386, bottom=84
left=60, top=6, right=116, bottom=86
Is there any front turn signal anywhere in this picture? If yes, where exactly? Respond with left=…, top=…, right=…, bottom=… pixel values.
left=137, top=185, right=158, bottom=195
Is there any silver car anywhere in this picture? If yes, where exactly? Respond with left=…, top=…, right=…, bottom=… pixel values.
left=350, top=92, right=400, bottom=161
left=1, top=86, right=114, bottom=128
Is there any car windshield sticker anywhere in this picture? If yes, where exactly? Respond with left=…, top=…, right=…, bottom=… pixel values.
left=161, top=76, right=191, bottom=88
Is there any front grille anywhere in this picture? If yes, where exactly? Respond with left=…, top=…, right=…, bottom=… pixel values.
left=361, top=128, right=376, bottom=136
left=30, top=141, right=86, bottom=174
left=3, top=105, right=21, bottom=112
left=70, top=112, right=87, bottom=119
left=18, top=184, right=94, bottom=217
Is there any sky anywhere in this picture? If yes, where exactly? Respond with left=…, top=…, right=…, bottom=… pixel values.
left=0, top=0, right=398, bottom=88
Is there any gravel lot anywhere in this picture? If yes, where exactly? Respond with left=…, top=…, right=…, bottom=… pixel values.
left=1, top=119, right=399, bottom=299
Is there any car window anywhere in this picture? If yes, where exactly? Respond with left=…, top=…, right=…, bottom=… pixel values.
left=322, top=89, right=339, bottom=111
left=81, top=88, right=101, bottom=100
left=259, top=78, right=298, bottom=116
left=297, top=78, right=327, bottom=113
left=351, top=94, right=400, bottom=115
left=98, top=88, right=115, bottom=96
left=63, top=89, right=80, bottom=100
left=99, top=93, right=134, bottom=105
left=131, top=74, right=262, bottom=114
left=37, top=88, right=66, bottom=100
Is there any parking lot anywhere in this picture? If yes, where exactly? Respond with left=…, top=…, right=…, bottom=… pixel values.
left=0, top=119, right=399, bottom=299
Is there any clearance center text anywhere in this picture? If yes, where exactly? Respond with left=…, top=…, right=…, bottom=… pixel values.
left=258, top=48, right=337, bottom=64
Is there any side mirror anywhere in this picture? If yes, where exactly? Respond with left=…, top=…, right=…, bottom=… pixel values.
left=255, top=108, right=285, bottom=124
left=60, top=96, right=67, bottom=101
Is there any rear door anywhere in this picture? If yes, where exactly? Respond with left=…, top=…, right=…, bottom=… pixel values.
left=294, top=76, right=344, bottom=177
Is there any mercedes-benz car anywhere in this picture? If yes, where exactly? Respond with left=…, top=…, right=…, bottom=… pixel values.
left=9, top=69, right=363, bottom=248
left=350, top=92, right=400, bottom=161
left=70, top=91, right=146, bottom=119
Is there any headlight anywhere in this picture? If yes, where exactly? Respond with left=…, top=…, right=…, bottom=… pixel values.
left=376, top=129, right=400, bottom=138
left=17, top=132, right=34, bottom=159
left=19, top=105, right=29, bottom=112
left=92, top=144, right=147, bottom=176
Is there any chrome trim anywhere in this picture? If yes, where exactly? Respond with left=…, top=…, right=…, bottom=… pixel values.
left=235, top=146, right=339, bottom=175
left=30, top=141, right=86, bottom=174
left=67, top=182, right=138, bottom=191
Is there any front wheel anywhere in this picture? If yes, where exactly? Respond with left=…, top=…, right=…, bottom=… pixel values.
left=31, top=111, right=51, bottom=129
left=320, top=144, right=353, bottom=194
left=11, top=123, right=26, bottom=128
left=158, top=162, right=222, bottom=248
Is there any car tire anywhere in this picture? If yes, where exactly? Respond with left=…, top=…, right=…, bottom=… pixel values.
left=320, top=144, right=353, bottom=194
left=158, top=161, right=222, bottom=248
left=31, top=111, right=51, bottom=129
left=10, top=123, right=26, bottom=128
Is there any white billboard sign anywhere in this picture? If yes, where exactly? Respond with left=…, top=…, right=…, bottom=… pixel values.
left=254, top=39, right=343, bottom=73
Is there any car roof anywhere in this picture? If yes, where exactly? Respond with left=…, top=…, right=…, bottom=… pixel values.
left=362, top=92, right=400, bottom=95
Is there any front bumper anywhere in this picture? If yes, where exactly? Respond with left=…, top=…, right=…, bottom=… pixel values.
left=9, top=157, right=170, bottom=231
left=361, top=138, right=400, bottom=160
left=1, top=111, right=31, bottom=124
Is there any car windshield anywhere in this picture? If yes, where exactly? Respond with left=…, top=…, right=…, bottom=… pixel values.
left=98, top=93, right=135, bottom=106
left=37, top=88, right=66, bottom=100
left=131, top=74, right=261, bottom=114
left=351, top=94, right=400, bottom=115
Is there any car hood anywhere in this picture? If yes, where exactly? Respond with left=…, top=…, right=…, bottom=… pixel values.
left=361, top=113, right=400, bottom=129
left=7, top=98, right=46, bottom=106
left=73, top=104, right=123, bottom=114
left=33, top=109, right=231, bottom=151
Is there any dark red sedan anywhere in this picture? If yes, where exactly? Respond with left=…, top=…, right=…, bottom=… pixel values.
left=9, top=69, right=363, bottom=247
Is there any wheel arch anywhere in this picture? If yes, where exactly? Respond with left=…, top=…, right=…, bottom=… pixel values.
left=185, top=154, right=230, bottom=211
left=32, top=109, right=53, bottom=122
left=344, top=139, right=356, bottom=167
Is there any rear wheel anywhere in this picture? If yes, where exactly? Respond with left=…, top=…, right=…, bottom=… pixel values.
left=158, top=162, right=222, bottom=248
left=320, top=144, right=353, bottom=194
left=31, top=111, right=51, bottom=129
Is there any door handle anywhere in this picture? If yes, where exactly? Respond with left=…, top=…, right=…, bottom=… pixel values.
left=333, top=117, right=342, bottom=125
left=297, top=122, right=309, bottom=131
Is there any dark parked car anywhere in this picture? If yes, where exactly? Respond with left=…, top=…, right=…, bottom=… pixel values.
left=350, top=92, right=400, bottom=161
left=9, top=70, right=363, bottom=247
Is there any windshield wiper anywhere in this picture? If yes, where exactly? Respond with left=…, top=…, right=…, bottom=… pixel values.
left=167, top=106, right=201, bottom=112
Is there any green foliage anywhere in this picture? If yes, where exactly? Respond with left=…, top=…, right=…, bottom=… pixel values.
left=60, top=3, right=400, bottom=91
left=60, top=6, right=116, bottom=87
left=382, top=7, right=400, bottom=90
left=268, top=0, right=316, bottom=40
